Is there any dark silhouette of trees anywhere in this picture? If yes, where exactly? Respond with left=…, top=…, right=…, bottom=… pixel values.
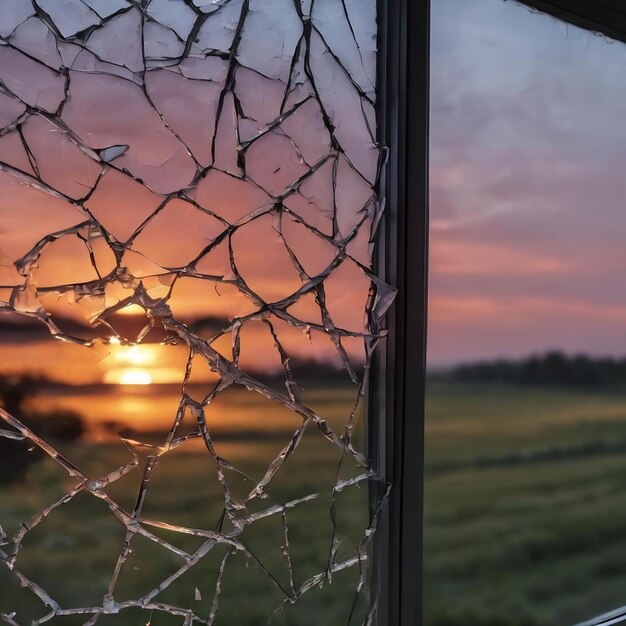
left=447, top=351, right=626, bottom=389
left=0, top=374, right=40, bottom=416
left=0, top=374, right=85, bottom=484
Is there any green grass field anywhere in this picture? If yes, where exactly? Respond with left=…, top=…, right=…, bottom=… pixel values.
left=0, top=388, right=371, bottom=626
left=5, top=382, right=626, bottom=625
left=425, top=381, right=626, bottom=626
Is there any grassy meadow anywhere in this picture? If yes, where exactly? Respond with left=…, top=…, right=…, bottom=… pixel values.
left=0, top=387, right=371, bottom=626
left=424, top=381, right=626, bottom=626
left=5, top=381, right=626, bottom=625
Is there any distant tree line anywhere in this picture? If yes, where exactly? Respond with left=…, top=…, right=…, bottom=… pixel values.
left=0, top=374, right=85, bottom=484
left=257, top=358, right=363, bottom=385
left=445, top=351, right=626, bottom=389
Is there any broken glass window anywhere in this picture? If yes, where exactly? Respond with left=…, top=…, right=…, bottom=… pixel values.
left=0, top=1, right=392, bottom=624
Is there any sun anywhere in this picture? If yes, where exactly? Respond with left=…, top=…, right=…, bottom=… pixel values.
left=116, top=369, right=153, bottom=385
left=114, top=345, right=155, bottom=366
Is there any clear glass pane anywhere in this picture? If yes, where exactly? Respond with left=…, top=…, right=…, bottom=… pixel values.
left=0, top=2, right=391, bottom=624
left=427, top=2, right=626, bottom=624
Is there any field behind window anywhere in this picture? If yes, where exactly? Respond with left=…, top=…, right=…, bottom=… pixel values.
left=425, top=381, right=626, bottom=626
left=5, top=381, right=626, bottom=625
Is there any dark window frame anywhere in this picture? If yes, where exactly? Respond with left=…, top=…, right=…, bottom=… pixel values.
left=374, top=0, right=429, bottom=625
left=519, top=0, right=626, bottom=44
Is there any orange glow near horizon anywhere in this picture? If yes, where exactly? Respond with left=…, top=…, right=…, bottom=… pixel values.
left=107, top=369, right=153, bottom=385
left=101, top=343, right=185, bottom=385
left=113, top=344, right=156, bottom=366
left=117, top=304, right=147, bottom=316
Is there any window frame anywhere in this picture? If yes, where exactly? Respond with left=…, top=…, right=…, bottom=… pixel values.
left=519, top=0, right=626, bottom=43
left=374, top=0, right=430, bottom=625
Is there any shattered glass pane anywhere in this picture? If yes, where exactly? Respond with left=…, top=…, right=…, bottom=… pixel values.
left=0, top=1, right=392, bottom=625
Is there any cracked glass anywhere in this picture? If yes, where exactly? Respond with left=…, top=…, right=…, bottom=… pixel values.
left=0, top=1, right=392, bottom=625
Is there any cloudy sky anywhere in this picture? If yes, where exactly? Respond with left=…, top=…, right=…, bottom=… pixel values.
left=428, top=0, right=626, bottom=365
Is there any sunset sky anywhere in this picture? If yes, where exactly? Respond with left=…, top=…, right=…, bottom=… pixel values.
left=6, top=0, right=626, bottom=389
left=0, top=0, right=376, bottom=392
left=429, top=0, right=626, bottom=366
